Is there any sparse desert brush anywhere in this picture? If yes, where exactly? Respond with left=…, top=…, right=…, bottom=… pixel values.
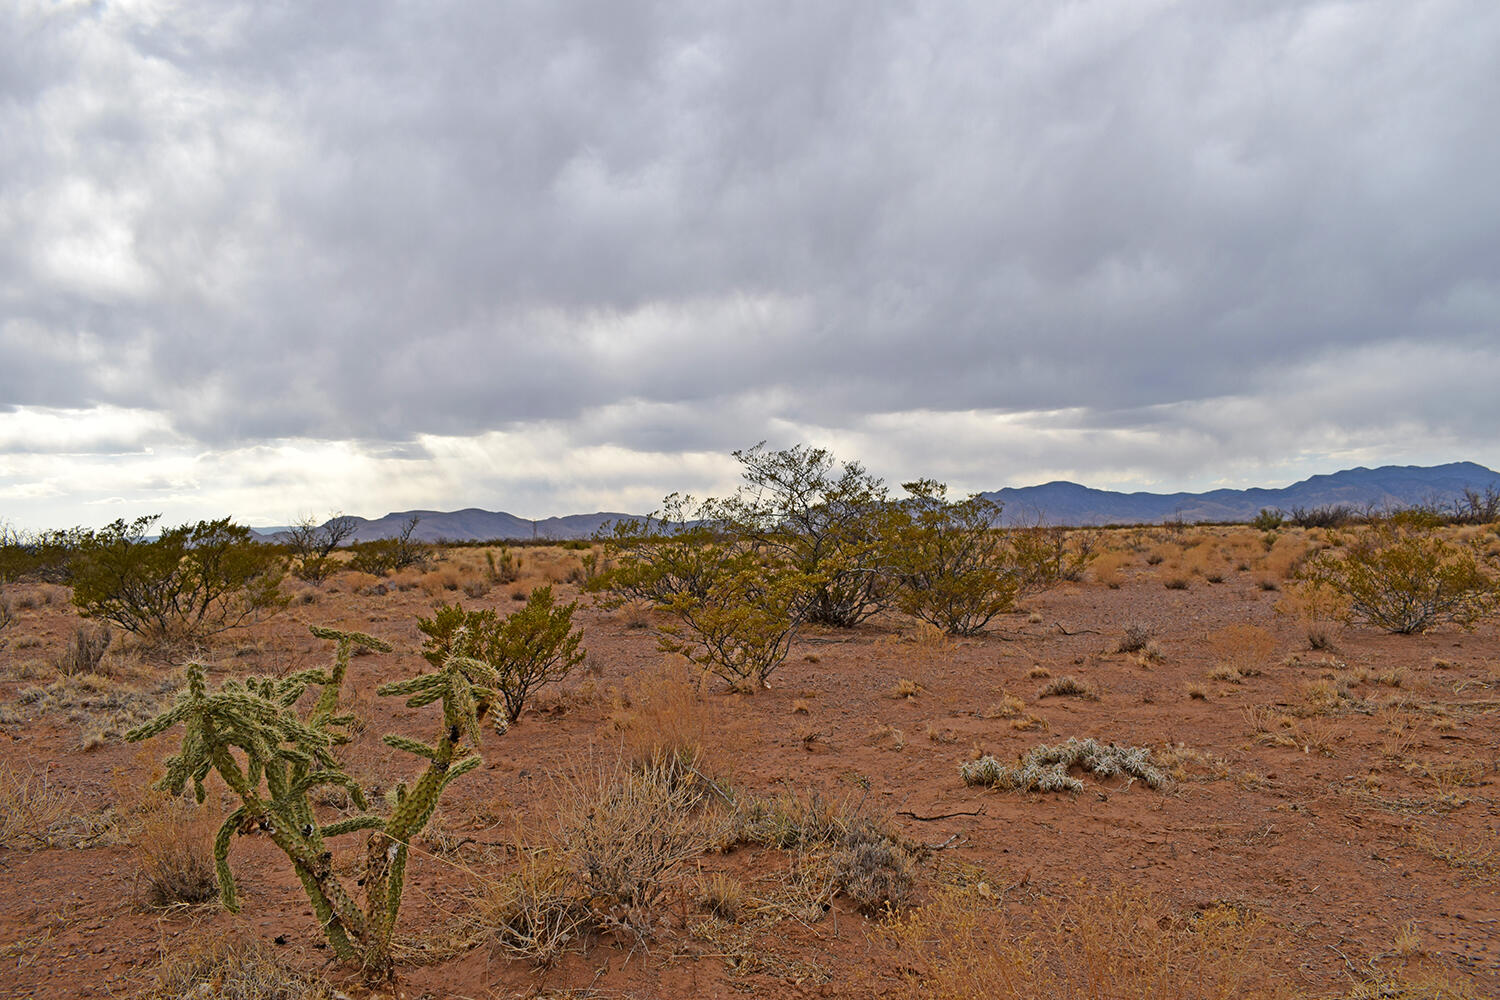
left=978, top=692, right=1026, bottom=719
left=884, top=883, right=1298, bottom=1000
left=610, top=655, right=729, bottom=789
left=140, top=932, right=337, bottom=1000
left=418, top=564, right=463, bottom=595
left=1036, top=675, right=1100, bottom=701
left=831, top=816, right=916, bottom=915
left=476, top=849, right=590, bottom=967
left=1162, top=574, right=1191, bottom=590
left=135, top=794, right=219, bottom=908
left=1089, top=549, right=1131, bottom=588
left=554, top=756, right=710, bottom=937
left=692, top=871, right=746, bottom=921
left=889, top=677, right=922, bottom=699
left=1260, top=532, right=1311, bottom=579
left=1297, top=514, right=1500, bottom=633
left=55, top=623, right=112, bottom=676
left=961, top=737, right=1166, bottom=792
left=1112, top=623, right=1156, bottom=654
left=0, top=760, right=73, bottom=849
left=1204, top=623, right=1276, bottom=680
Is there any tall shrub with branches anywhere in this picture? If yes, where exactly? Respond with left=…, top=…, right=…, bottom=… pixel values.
left=285, top=512, right=358, bottom=584
left=126, top=625, right=498, bottom=979
left=886, top=481, right=1070, bottom=636
left=718, top=443, right=892, bottom=627
left=70, top=516, right=286, bottom=648
left=1297, top=513, right=1499, bottom=633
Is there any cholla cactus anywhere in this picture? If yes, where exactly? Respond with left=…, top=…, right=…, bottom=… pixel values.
left=126, top=624, right=497, bottom=979
left=961, top=737, right=1167, bottom=793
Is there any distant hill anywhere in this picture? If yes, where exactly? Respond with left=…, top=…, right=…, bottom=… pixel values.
left=262, top=509, right=636, bottom=544
left=983, top=462, right=1500, bottom=526
left=258, top=462, right=1500, bottom=541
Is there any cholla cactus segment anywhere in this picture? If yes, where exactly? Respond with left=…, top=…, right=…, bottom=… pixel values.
left=960, top=737, right=1167, bottom=793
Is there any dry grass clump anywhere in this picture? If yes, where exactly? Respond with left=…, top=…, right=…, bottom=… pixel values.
left=1112, top=623, right=1156, bottom=654
left=476, top=851, right=591, bottom=967
left=831, top=816, right=916, bottom=915
left=961, top=737, right=1167, bottom=793
left=1204, top=623, right=1276, bottom=683
left=136, top=795, right=220, bottom=908
left=1090, top=549, right=1132, bottom=588
left=10, top=670, right=181, bottom=746
left=889, top=677, right=923, bottom=699
left=553, top=757, right=710, bottom=937
left=1036, top=675, right=1100, bottom=701
left=139, top=932, right=335, bottom=1000
left=978, top=692, right=1026, bottom=719
left=693, top=871, right=747, bottom=922
left=0, top=760, right=72, bottom=849
left=884, top=883, right=1298, bottom=1000
left=609, top=655, right=731, bottom=796
left=55, top=624, right=112, bottom=676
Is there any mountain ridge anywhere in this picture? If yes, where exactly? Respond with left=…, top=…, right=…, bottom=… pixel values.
left=259, top=462, right=1500, bottom=540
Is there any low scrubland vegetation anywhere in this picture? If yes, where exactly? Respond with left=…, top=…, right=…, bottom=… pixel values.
left=2, top=451, right=1498, bottom=996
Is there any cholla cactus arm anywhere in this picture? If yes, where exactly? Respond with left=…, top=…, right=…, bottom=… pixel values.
left=214, top=807, right=245, bottom=912
left=308, top=625, right=392, bottom=723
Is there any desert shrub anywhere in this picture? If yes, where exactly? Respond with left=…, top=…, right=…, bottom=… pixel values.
left=141, top=932, right=336, bottom=1000
left=884, top=883, right=1298, bottom=1000
left=554, top=757, right=709, bottom=938
left=961, top=737, right=1167, bottom=792
left=346, top=515, right=428, bottom=575
left=590, top=494, right=730, bottom=608
left=1297, top=514, right=1499, bottom=633
left=885, top=481, right=1073, bottom=636
left=1252, top=508, right=1286, bottom=530
left=126, top=624, right=493, bottom=979
left=1290, top=504, right=1357, bottom=529
left=0, top=588, right=11, bottom=650
left=1113, top=623, right=1155, bottom=654
left=417, top=586, right=585, bottom=723
left=717, top=442, right=893, bottom=627
left=659, top=552, right=817, bottom=692
left=477, top=852, right=590, bottom=967
left=485, top=546, right=520, bottom=584
left=284, top=512, right=357, bottom=584
left=70, top=516, right=286, bottom=648
left=0, top=523, right=85, bottom=584
left=137, top=796, right=219, bottom=908
left=830, top=817, right=915, bottom=915
left=0, top=760, right=73, bottom=849
left=1007, top=523, right=1099, bottom=585
left=1036, top=675, right=1100, bottom=701
left=610, top=656, right=727, bottom=794
left=56, top=623, right=112, bottom=676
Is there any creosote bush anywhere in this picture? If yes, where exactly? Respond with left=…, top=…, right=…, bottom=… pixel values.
left=417, top=586, right=585, bottom=723
left=126, top=624, right=495, bottom=979
left=1297, top=513, right=1500, bottom=633
left=70, top=515, right=286, bottom=649
left=962, top=737, right=1167, bottom=792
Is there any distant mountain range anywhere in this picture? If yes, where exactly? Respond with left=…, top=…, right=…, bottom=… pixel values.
left=983, top=462, right=1500, bottom=526
left=257, top=462, right=1500, bottom=541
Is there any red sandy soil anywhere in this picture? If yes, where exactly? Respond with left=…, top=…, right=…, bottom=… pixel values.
left=0, top=533, right=1495, bottom=999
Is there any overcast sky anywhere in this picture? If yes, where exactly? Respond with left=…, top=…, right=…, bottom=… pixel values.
left=3, top=0, right=1497, bottom=530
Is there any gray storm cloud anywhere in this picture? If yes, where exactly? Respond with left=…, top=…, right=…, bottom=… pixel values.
left=1, top=0, right=1496, bottom=526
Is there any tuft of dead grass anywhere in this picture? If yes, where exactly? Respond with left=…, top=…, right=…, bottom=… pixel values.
left=140, top=932, right=335, bottom=1000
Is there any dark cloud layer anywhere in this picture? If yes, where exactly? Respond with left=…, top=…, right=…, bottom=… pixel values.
left=1, top=1, right=1497, bottom=526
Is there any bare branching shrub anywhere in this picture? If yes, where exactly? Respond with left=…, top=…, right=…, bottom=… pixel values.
left=1112, top=624, right=1155, bottom=654
left=141, top=932, right=336, bottom=1000
left=554, top=757, right=709, bottom=937
left=1298, top=514, right=1499, bottom=633
left=56, top=624, right=112, bottom=676
left=347, top=515, right=429, bottom=575
left=136, top=796, right=219, bottom=908
left=285, top=512, right=357, bottom=584
left=962, top=737, right=1167, bottom=792
left=0, top=588, right=12, bottom=649
left=477, top=852, right=590, bottom=967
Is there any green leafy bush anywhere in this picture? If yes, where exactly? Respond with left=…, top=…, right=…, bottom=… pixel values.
left=884, top=481, right=1067, bottom=636
left=1297, top=513, right=1500, bottom=633
left=126, top=625, right=494, bottom=979
left=346, top=515, right=429, bottom=576
left=718, top=443, right=892, bottom=627
left=69, top=516, right=286, bottom=648
left=417, top=586, right=585, bottom=722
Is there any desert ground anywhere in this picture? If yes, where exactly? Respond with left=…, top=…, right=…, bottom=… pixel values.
left=0, top=526, right=1496, bottom=999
